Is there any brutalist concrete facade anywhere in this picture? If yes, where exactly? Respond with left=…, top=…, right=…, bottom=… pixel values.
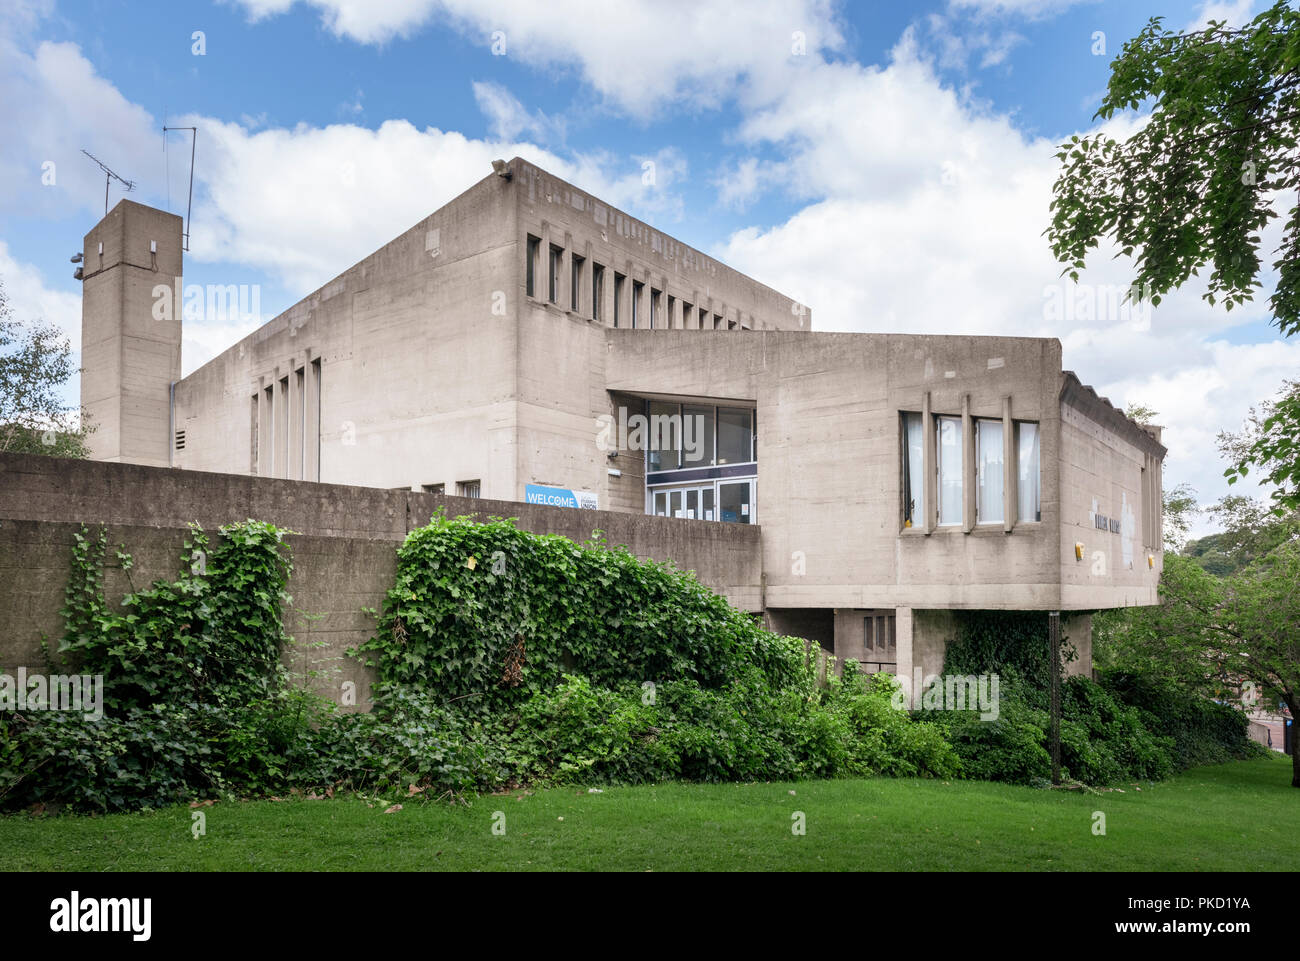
left=77, top=157, right=1167, bottom=685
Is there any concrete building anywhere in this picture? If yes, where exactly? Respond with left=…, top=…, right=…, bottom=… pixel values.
left=78, top=157, right=1166, bottom=690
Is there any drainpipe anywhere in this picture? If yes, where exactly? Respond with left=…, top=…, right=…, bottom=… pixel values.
left=169, top=380, right=176, bottom=467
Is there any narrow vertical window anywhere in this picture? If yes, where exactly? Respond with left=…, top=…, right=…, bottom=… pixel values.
left=571, top=254, right=584, bottom=311
left=976, top=419, right=1004, bottom=525
left=937, top=415, right=962, bottom=526
left=646, top=401, right=681, bottom=471
left=614, top=273, right=625, bottom=327
left=250, top=394, right=259, bottom=475
left=548, top=246, right=561, bottom=303
left=525, top=235, right=539, bottom=297
left=632, top=280, right=644, bottom=328
left=651, top=288, right=662, bottom=328
left=902, top=412, right=924, bottom=527
left=1017, top=422, right=1041, bottom=522
left=592, top=264, right=605, bottom=321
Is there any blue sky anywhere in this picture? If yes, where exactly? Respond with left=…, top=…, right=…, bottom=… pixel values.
left=1, top=0, right=1296, bottom=535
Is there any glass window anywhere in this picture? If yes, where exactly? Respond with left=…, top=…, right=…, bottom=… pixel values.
left=1017, top=422, right=1041, bottom=522
left=646, top=401, right=681, bottom=472
left=651, top=289, right=661, bottom=328
left=613, top=273, right=625, bottom=326
left=632, top=281, right=644, bottom=328
left=525, top=236, right=539, bottom=297
left=681, top=404, right=714, bottom=467
left=902, top=412, right=924, bottom=528
left=571, top=255, right=584, bottom=311
left=719, top=481, right=752, bottom=524
left=976, top=419, right=1004, bottom=525
left=592, top=264, right=604, bottom=321
left=717, top=407, right=753, bottom=465
left=548, top=246, right=561, bottom=303
left=937, top=415, right=962, bottom=526
left=457, top=480, right=481, bottom=499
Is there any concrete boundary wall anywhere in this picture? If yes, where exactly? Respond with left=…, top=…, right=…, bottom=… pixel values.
left=0, top=453, right=762, bottom=708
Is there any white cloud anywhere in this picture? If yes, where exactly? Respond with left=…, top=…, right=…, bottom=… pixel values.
left=473, top=81, right=564, bottom=143
left=180, top=113, right=687, bottom=293
left=712, top=32, right=1292, bottom=526
left=0, top=239, right=80, bottom=342
left=0, top=39, right=162, bottom=219
left=947, top=0, right=1093, bottom=17
left=232, top=0, right=846, bottom=117
left=1187, top=0, right=1255, bottom=31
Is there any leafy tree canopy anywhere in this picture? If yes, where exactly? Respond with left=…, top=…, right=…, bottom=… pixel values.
left=0, top=277, right=90, bottom=457
left=1048, top=3, right=1300, bottom=335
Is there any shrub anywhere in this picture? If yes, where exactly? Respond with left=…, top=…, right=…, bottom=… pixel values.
left=353, top=514, right=807, bottom=714
left=1100, top=670, right=1259, bottom=769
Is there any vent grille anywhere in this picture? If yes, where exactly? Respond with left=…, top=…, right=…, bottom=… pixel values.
left=174, top=430, right=186, bottom=451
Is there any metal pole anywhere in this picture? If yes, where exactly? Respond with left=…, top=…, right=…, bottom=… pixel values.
left=184, top=129, right=196, bottom=251
left=104, top=172, right=109, bottom=216
left=1049, top=610, right=1061, bottom=785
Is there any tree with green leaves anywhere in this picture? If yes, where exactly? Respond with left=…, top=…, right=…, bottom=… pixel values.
left=1100, top=545, right=1299, bottom=786
left=1052, top=5, right=1300, bottom=513
left=1219, top=378, right=1300, bottom=513
left=0, top=278, right=91, bottom=457
left=1048, top=2, right=1300, bottom=334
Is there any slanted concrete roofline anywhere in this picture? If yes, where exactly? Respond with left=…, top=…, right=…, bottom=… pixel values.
left=1060, top=370, right=1168, bottom=459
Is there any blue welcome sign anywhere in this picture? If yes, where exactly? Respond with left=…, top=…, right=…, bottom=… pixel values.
left=525, top=484, right=598, bottom=510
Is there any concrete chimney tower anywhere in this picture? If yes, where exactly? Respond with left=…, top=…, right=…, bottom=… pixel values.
left=79, top=200, right=182, bottom=466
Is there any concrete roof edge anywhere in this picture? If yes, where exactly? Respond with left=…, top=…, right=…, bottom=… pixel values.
left=1059, top=370, right=1168, bottom=459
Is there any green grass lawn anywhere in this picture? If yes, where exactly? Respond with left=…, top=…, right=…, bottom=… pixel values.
left=1, top=756, right=1294, bottom=871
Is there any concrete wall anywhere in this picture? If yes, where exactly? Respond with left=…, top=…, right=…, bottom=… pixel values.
left=604, top=329, right=1157, bottom=613
left=1058, top=376, right=1164, bottom=608
left=0, top=452, right=762, bottom=707
left=173, top=170, right=521, bottom=500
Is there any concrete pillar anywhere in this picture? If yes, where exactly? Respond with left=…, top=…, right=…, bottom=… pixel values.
left=289, top=363, right=304, bottom=480
left=895, top=606, right=914, bottom=703
left=305, top=356, right=321, bottom=482
left=80, top=201, right=183, bottom=467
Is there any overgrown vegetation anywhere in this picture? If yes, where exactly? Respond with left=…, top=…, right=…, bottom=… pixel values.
left=0, top=512, right=1261, bottom=814
left=929, top=611, right=1256, bottom=787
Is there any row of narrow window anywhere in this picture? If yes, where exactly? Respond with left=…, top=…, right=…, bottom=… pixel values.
left=526, top=235, right=748, bottom=330
left=251, top=358, right=321, bottom=481
left=901, top=412, right=1040, bottom=529
left=409, top=481, right=480, bottom=498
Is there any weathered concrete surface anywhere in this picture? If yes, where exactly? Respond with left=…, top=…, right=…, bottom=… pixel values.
left=0, top=452, right=762, bottom=707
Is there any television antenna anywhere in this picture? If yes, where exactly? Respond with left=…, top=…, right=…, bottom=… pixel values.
left=163, top=126, right=197, bottom=251
left=81, top=149, right=135, bottom=216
